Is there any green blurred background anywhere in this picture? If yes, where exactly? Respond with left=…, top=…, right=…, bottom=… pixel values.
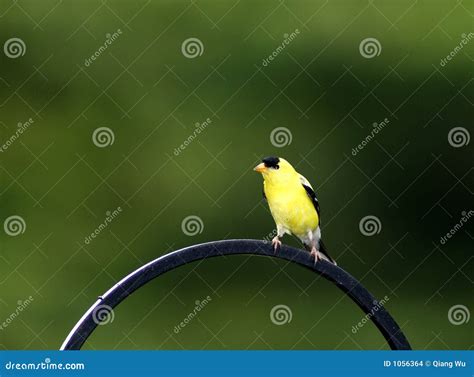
left=0, top=0, right=472, bottom=350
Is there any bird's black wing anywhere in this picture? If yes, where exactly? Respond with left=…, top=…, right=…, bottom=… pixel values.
left=300, top=175, right=320, bottom=222
left=300, top=175, right=336, bottom=264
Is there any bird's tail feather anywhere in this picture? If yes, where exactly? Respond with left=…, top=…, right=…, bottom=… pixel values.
left=319, top=240, right=337, bottom=265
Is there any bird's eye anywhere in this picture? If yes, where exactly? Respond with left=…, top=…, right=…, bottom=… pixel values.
left=274, top=165, right=279, bottom=170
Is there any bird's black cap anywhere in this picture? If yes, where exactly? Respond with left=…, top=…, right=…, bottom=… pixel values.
left=262, top=156, right=280, bottom=168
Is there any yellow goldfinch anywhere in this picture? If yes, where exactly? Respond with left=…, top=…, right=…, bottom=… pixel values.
left=254, top=156, right=336, bottom=265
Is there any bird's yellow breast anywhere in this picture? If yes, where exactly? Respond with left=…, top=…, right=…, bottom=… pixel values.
left=264, top=179, right=319, bottom=237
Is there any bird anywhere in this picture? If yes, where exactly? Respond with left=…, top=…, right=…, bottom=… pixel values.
left=253, top=156, right=336, bottom=265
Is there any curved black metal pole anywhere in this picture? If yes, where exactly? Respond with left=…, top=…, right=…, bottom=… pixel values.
left=60, top=239, right=411, bottom=350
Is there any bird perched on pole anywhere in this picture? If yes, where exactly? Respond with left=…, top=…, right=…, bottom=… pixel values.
left=253, top=156, right=336, bottom=265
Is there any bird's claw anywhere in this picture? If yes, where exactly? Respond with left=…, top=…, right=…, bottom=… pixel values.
left=310, top=248, right=321, bottom=265
left=271, top=236, right=282, bottom=253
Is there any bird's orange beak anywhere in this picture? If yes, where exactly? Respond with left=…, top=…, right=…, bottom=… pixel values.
left=253, top=163, right=266, bottom=173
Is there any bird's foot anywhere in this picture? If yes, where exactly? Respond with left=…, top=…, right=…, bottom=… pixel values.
left=310, top=247, right=321, bottom=265
left=271, top=236, right=282, bottom=253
